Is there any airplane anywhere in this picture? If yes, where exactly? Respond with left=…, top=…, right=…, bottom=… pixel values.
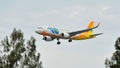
left=35, top=21, right=103, bottom=44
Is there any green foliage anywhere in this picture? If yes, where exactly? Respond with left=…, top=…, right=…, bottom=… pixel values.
left=105, top=37, right=120, bottom=68
left=0, top=28, right=43, bottom=68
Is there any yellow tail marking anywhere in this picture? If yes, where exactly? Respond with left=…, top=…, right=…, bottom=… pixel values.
left=71, top=21, right=95, bottom=40
left=87, top=21, right=95, bottom=35
left=87, top=21, right=94, bottom=28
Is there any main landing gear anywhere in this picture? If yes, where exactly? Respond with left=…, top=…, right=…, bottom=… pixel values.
left=57, top=41, right=61, bottom=45
left=68, top=39, right=72, bottom=42
left=56, top=39, right=72, bottom=45
left=57, top=38, right=61, bottom=45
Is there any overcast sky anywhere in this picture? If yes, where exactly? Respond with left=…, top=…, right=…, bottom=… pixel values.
left=0, top=0, right=120, bottom=68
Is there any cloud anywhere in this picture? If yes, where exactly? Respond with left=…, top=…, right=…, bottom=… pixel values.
left=67, top=5, right=110, bottom=19
left=50, top=9, right=58, bottom=14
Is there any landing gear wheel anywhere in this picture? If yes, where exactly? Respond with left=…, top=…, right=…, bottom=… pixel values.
left=57, top=38, right=61, bottom=45
left=57, top=42, right=61, bottom=45
left=68, top=39, right=72, bottom=42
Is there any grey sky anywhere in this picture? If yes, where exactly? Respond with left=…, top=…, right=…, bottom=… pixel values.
left=0, top=0, right=120, bottom=68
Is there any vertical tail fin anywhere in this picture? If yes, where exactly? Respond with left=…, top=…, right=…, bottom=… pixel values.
left=86, top=21, right=95, bottom=35
left=87, top=21, right=94, bottom=28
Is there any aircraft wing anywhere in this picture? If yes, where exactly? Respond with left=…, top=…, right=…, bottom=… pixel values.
left=68, top=22, right=100, bottom=36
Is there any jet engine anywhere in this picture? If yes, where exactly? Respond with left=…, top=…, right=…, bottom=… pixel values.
left=43, top=36, right=54, bottom=41
left=61, top=32, right=70, bottom=38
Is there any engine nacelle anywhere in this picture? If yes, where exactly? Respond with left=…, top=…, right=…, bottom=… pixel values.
left=61, top=32, right=70, bottom=38
left=43, top=36, right=54, bottom=41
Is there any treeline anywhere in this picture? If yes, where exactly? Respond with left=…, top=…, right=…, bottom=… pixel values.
left=105, top=37, right=120, bottom=68
left=0, top=29, right=43, bottom=68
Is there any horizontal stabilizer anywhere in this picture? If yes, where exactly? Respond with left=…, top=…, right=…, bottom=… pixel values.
left=91, top=33, right=103, bottom=37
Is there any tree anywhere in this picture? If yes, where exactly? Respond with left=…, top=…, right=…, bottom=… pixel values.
left=0, top=28, right=43, bottom=68
left=105, top=37, right=120, bottom=68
